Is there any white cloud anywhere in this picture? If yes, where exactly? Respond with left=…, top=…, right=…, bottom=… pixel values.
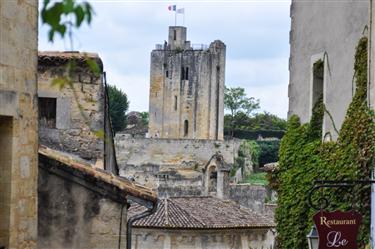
left=38, top=1, right=291, bottom=117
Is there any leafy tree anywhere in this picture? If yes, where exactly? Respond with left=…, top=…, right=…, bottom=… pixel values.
left=247, top=112, right=287, bottom=131
left=224, top=86, right=260, bottom=135
left=224, top=112, right=287, bottom=136
left=140, top=112, right=149, bottom=127
left=108, top=85, right=129, bottom=133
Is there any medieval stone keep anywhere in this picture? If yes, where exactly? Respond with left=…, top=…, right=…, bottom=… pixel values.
left=148, top=26, right=226, bottom=140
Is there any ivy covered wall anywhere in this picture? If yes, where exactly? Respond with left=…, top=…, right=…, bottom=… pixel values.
left=272, top=37, right=375, bottom=248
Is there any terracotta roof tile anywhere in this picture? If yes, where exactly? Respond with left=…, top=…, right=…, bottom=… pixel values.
left=129, top=196, right=274, bottom=229
left=38, top=51, right=103, bottom=70
left=39, top=145, right=157, bottom=203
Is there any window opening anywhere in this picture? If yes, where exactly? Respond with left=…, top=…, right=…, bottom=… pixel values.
left=184, top=120, right=189, bottom=137
left=39, top=97, right=57, bottom=128
left=312, top=60, right=324, bottom=107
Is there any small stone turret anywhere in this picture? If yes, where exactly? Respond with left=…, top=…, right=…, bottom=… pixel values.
left=168, top=26, right=190, bottom=50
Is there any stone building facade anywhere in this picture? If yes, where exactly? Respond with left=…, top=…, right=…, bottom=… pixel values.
left=129, top=197, right=275, bottom=249
left=37, top=52, right=105, bottom=162
left=38, top=146, right=157, bottom=249
left=0, top=1, right=39, bottom=248
left=148, top=26, right=226, bottom=140
left=288, top=0, right=371, bottom=138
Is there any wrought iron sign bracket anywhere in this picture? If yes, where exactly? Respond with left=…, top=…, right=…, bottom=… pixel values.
left=308, top=180, right=375, bottom=210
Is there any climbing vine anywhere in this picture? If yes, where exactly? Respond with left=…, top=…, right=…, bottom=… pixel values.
left=273, top=37, right=375, bottom=248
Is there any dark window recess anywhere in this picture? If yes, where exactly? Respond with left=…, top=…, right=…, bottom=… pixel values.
left=185, top=67, right=189, bottom=80
left=181, top=67, right=185, bottom=80
left=173, top=30, right=177, bottom=40
left=312, top=60, right=324, bottom=106
left=184, top=120, right=189, bottom=137
left=174, top=96, right=178, bottom=111
left=165, top=70, right=169, bottom=78
left=39, top=97, right=57, bottom=128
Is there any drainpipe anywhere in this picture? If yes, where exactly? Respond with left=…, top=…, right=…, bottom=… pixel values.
left=126, top=200, right=158, bottom=249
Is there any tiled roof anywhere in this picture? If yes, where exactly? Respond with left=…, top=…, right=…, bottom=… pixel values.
left=38, top=51, right=103, bottom=70
left=129, top=196, right=275, bottom=229
left=39, top=145, right=157, bottom=204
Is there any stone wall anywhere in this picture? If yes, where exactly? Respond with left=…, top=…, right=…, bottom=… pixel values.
left=229, top=184, right=272, bottom=214
left=115, top=136, right=235, bottom=189
left=38, top=165, right=127, bottom=249
left=0, top=1, right=39, bottom=248
left=148, top=26, right=226, bottom=140
left=288, top=0, right=368, bottom=138
left=37, top=53, right=104, bottom=162
left=132, top=228, right=275, bottom=249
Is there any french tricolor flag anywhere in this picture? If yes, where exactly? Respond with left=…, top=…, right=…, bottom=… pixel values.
left=168, top=5, right=177, bottom=11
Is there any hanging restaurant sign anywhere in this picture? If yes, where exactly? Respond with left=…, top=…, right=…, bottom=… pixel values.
left=313, top=210, right=362, bottom=249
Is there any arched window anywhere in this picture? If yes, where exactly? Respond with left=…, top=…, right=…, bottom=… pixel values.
left=184, top=120, right=189, bottom=137
left=207, top=165, right=217, bottom=194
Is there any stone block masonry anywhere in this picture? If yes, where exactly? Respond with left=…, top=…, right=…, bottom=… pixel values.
left=0, top=0, right=39, bottom=248
left=115, top=136, right=235, bottom=189
left=37, top=52, right=105, bottom=162
left=148, top=26, right=226, bottom=140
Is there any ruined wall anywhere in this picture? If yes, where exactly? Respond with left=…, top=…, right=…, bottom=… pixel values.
left=148, top=26, right=225, bottom=140
left=116, top=136, right=234, bottom=167
left=115, top=136, right=234, bottom=188
left=37, top=53, right=104, bottom=162
left=229, top=184, right=272, bottom=214
left=38, top=165, right=127, bottom=249
left=288, top=0, right=368, bottom=138
left=132, top=228, right=275, bottom=249
left=0, top=1, right=38, bottom=248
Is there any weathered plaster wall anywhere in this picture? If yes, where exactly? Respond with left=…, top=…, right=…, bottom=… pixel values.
left=0, top=0, right=38, bottom=248
left=37, top=60, right=104, bottom=162
left=38, top=166, right=127, bottom=249
left=132, top=228, right=275, bottom=249
left=289, top=0, right=369, bottom=138
left=149, top=27, right=225, bottom=140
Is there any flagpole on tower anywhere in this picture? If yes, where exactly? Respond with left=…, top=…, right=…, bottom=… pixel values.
left=175, top=10, right=177, bottom=26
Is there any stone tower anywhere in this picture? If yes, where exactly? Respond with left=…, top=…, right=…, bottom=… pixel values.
left=148, top=26, right=226, bottom=140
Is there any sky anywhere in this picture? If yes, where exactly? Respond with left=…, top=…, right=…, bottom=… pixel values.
left=39, top=0, right=291, bottom=118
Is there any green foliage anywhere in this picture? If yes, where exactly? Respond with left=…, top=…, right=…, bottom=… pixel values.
left=139, top=112, right=149, bottom=127
left=224, top=129, right=285, bottom=140
left=274, top=37, right=375, bottom=248
left=256, top=140, right=280, bottom=167
left=224, top=112, right=287, bottom=131
left=108, top=85, right=129, bottom=133
left=41, top=0, right=94, bottom=42
left=224, top=86, right=260, bottom=136
left=241, top=172, right=269, bottom=186
left=224, top=86, right=260, bottom=116
left=231, top=140, right=260, bottom=176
